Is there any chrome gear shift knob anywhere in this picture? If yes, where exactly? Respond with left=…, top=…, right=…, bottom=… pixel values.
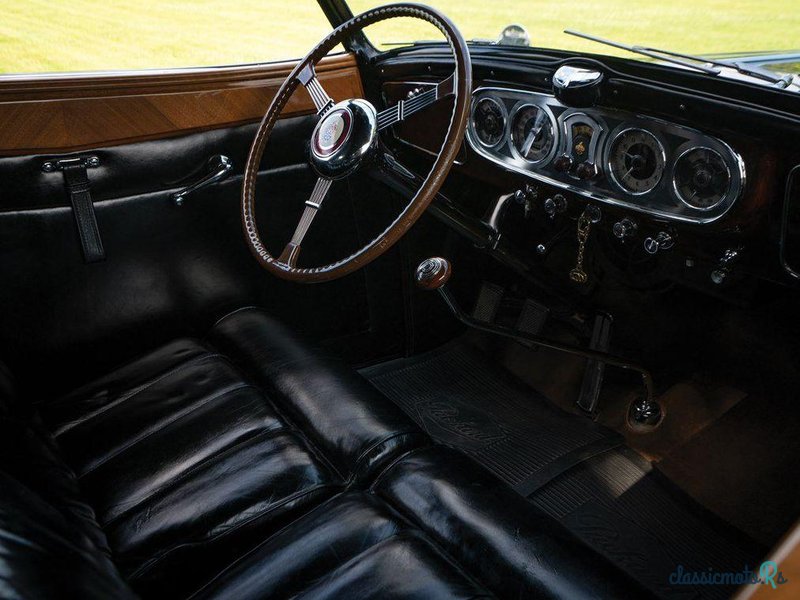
left=415, top=257, right=452, bottom=290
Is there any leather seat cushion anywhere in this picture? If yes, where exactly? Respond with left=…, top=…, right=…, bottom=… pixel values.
left=0, top=414, right=137, bottom=599
left=0, top=471, right=137, bottom=600
left=192, top=446, right=649, bottom=600
left=0, top=414, right=112, bottom=554
left=375, top=447, right=652, bottom=599
left=208, top=307, right=427, bottom=482
left=6, top=307, right=650, bottom=599
left=40, top=337, right=339, bottom=596
left=36, top=309, right=426, bottom=597
left=193, top=492, right=492, bottom=600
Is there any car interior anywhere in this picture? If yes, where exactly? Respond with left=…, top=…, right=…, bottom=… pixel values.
left=1, top=1, right=799, bottom=599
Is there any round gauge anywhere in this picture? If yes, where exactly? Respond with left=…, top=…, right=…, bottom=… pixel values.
left=471, top=97, right=506, bottom=147
left=673, top=147, right=732, bottom=210
left=608, top=129, right=666, bottom=195
left=511, top=105, right=555, bottom=163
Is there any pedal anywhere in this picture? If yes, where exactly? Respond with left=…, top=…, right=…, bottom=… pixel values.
left=514, top=298, right=550, bottom=348
left=471, top=281, right=504, bottom=323
left=576, top=312, right=613, bottom=415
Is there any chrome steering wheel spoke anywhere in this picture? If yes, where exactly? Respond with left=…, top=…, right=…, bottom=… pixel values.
left=241, top=4, right=471, bottom=282
left=376, top=72, right=456, bottom=131
left=278, top=176, right=333, bottom=267
left=298, top=64, right=334, bottom=115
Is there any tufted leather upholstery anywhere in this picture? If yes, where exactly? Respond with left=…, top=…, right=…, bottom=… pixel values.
left=207, top=307, right=426, bottom=483
left=196, top=446, right=649, bottom=600
left=0, top=308, right=649, bottom=599
left=31, top=308, right=424, bottom=597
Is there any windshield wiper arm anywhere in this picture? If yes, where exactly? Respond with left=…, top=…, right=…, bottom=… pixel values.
left=565, top=30, right=790, bottom=85
left=635, top=44, right=791, bottom=85
left=564, top=30, right=721, bottom=74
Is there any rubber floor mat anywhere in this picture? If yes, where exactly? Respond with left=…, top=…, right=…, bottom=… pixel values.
left=362, top=339, right=619, bottom=486
left=361, top=340, right=764, bottom=600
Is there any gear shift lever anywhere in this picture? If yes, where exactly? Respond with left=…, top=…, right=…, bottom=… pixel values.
left=415, top=257, right=452, bottom=290
left=415, top=257, right=663, bottom=428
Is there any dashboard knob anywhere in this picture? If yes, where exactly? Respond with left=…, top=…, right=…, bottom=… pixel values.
left=543, top=193, right=568, bottom=217
left=710, top=269, right=727, bottom=284
left=553, top=155, right=573, bottom=173
left=710, top=246, right=742, bottom=284
left=643, top=231, right=675, bottom=254
left=575, top=161, right=598, bottom=180
left=612, top=218, right=638, bottom=240
left=415, top=257, right=452, bottom=290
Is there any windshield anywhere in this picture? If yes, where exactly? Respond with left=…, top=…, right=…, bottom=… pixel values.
left=347, top=0, right=799, bottom=67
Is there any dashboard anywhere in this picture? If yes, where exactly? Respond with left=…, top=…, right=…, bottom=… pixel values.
left=467, top=86, right=746, bottom=224
left=376, top=48, right=800, bottom=294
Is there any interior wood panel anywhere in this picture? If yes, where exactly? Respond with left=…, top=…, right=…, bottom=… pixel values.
left=0, top=54, right=363, bottom=156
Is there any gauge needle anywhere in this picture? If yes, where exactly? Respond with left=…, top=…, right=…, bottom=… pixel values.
left=521, top=112, right=546, bottom=156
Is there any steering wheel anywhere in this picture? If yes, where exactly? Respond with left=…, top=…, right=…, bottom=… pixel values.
left=241, top=3, right=471, bottom=282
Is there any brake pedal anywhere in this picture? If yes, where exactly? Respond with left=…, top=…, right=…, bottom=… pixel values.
left=471, top=281, right=504, bottom=323
left=576, top=313, right=613, bottom=415
left=516, top=298, right=549, bottom=336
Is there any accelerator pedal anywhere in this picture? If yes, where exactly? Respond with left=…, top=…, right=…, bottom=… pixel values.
left=576, top=312, right=613, bottom=415
left=471, top=281, right=505, bottom=323
left=512, top=298, right=550, bottom=349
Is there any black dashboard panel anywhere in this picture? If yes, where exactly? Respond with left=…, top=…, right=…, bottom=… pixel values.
left=371, top=43, right=800, bottom=291
left=467, top=86, right=746, bottom=224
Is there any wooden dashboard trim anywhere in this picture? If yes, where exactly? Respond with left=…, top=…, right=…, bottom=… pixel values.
left=0, top=54, right=363, bottom=156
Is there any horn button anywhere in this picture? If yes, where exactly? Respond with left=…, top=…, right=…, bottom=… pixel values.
left=309, top=99, right=378, bottom=179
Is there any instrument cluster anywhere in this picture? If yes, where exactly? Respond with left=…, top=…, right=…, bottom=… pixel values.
left=467, top=87, right=746, bottom=224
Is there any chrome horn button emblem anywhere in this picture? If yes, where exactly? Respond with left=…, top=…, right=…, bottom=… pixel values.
left=309, top=99, right=378, bottom=180
left=312, top=108, right=352, bottom=157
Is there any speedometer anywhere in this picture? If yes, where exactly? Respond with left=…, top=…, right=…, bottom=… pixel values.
left=511, top=105, right=555, bottom=163
left=608, top=129, right=666, bottom=195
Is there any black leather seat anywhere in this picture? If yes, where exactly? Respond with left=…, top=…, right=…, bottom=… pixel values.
left=0, top=308, right=649, bottom=599
left=195, top=446, right=650, bottom=599
left=33, top=307, right=425, bottom=597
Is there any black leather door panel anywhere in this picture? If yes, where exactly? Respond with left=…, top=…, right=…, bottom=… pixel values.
left=0, top=118, right=312, bottom=210
left=0, top=120, right=404, bottom=397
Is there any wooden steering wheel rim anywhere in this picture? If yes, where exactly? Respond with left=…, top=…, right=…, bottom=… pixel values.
left=241, top=2, right=472, bottom=283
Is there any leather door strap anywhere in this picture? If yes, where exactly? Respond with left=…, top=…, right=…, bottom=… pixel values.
left=61, top=162, right=105, bottom=263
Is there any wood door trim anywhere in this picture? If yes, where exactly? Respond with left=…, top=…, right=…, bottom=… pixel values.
left=0, top=54, right=363, bottom=156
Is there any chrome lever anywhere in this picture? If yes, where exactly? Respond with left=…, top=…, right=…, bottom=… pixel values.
left=172, top=155, right=233, bottom=206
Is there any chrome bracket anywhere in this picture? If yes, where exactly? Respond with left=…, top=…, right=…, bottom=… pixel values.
left=42, top=155, right=100, bottom=173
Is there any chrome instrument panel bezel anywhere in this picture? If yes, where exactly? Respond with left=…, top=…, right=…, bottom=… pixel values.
left=465, top=86, right=746, bottom=224
left=508, top=102, right=559, bottom=166
left=558, top=111, right=607, bottom=178
left=470, top=95, right=508, bottom=149
left=605, top=127, right=667, bottom=197
left=672, top=145, right=737, bottom=212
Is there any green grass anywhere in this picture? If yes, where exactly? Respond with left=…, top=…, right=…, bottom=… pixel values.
left=0, top=0, right=798, bottom=74
left=0, top=0, right=334, bottom=73
left=349, top=0, right=800, bottom=57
